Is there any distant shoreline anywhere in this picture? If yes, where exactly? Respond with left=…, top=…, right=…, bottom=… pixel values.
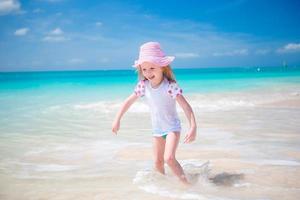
left=0, top=65, right=299, bottom=74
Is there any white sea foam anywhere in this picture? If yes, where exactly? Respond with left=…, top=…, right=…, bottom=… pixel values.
left=40, top=86, right=300, bottom=115
left=247, top=159, right=300, bottom=166
left=73, top=101, right=123, bottom=113
left=136, top=183, right=232, bottom=200
left=34, top=164, right=79, bottom=172
left=191, top=98, right=255, bottom=112
left=138, top=184, right=208, bottom=200
left=291, top=91, right=300, bottom=96
left=0, top=160, right=79, bottom=176
left=189, top=89, right=300, bottom=112
left=71, top=97, right=254, bottom=113
left=72, top=101, right=149, bottom=113
left=1, top=139, right=131, bottom=180
left=132, top=161, right=219, bottom=200
left=233, top=182, right=251, bottom=187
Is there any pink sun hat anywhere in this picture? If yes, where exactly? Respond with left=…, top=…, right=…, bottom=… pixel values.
left=133, top=42, right=175, bottom=67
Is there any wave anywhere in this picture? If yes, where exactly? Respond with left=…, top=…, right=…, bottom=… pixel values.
left=44, top=101, right=150, bottom=114
left=0, top=139, right=130, bottom=180
left=133, top=160, right=252, bottom=199
left=244, top=159, right=300, bottom=166
left=133, top=161, right=212, bottom=200
left=43, top=87, right=300, bottom=114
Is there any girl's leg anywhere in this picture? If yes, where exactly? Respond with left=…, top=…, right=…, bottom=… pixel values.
left=153, top=136, right=166, bottom=174
left=164, top=132, right=189, bottom=184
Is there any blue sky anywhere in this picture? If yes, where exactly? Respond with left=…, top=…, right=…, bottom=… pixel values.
left=0, top=0, right=300, bottom=71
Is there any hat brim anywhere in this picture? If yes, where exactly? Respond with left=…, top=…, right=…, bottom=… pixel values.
left=133, top=56, right=175, bottom=68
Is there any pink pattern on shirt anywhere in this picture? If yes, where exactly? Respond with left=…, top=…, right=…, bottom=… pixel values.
left=167, top=81, right=183, bottom=99
left=134, top=80, right=145, bottom=97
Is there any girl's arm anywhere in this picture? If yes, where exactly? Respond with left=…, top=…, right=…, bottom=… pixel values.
left=112, top=93, right=139, bottom=134
left=176, top=95, right=197, bottom=143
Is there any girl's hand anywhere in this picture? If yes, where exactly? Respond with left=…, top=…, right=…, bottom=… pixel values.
left=112, top=120, right=120, bottom=135
left=183, top=127, right=196, bottom=143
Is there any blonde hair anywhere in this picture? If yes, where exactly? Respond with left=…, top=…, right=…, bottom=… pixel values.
left=136, top=65, right=176, bottom=82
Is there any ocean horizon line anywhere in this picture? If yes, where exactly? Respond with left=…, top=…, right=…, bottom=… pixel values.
left=0, top=65, right=299, bottom=74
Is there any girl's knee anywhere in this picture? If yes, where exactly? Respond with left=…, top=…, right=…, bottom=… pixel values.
left=164, top=155, right=176, bottom=166
left=155, top=159, right=164, bottom=167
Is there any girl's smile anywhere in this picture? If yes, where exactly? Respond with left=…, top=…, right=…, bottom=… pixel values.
left=140, top=62, right=164, bottom=87
left=148, top=75, right=155, bottom=80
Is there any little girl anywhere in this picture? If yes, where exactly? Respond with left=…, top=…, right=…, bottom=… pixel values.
left=112, top=42, right=197, bottom=184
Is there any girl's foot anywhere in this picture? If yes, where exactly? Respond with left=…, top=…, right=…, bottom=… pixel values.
left=180, top=175, right=191, bottom=186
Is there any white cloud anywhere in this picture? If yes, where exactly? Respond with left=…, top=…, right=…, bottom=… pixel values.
left=14, top=28, right=29, bottom=36
left=149, top=20, right=252, bottom=59
left=42, top=36, right=68, bottom=42
left=277, top=43, right=300, bottom=53
left=0, top=0, right=21, bottom=15
left=43, top=28, right=69, bottom=42
left=50, top=28, right=63, bottom=35
left=95, top=21, right=103, bottom=26
left=285, top=43, right=300, bottom=50
left=213, top=49, right=248, bottom=57
left=175, top=52, right=200, bottom=58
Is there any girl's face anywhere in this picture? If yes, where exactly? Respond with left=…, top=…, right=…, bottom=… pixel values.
left=140, top=62, right=163, bottom=83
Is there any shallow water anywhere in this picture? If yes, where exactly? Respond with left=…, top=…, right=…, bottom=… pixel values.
left=0, top=67, right=300, bottom=199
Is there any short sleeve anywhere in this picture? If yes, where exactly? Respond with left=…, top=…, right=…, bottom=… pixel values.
left=134, top=80, right=145, bottom=97
left=167, top=81, right=183, bottom=99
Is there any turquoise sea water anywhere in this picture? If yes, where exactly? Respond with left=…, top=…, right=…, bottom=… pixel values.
left=1, top=66, right=300, bottom=97
left=1, top=66, right=299, bottom=123
left=1, top=66, right=299, bottom=130
left=0, top=66, right=300, bottom=199
left=0, top=65, right=298, bottom=131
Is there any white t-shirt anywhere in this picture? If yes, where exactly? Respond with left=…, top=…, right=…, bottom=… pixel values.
left=134, top=77, right=183, bottom=136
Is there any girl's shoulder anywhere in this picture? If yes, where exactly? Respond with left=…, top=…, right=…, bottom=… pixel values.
left=134, top=79, right=147, bottom=97
left=167, top=80, right=183, bottom=99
